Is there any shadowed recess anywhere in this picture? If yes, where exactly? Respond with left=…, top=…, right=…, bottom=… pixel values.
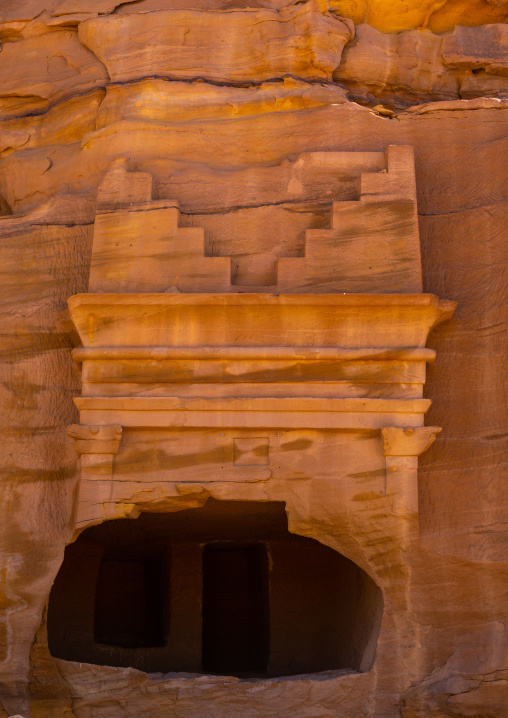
left=47, top=499, right=383, bottom=677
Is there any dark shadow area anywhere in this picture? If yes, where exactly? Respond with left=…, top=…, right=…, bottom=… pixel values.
left=48, top=500, right=382, bottom=677
left=94, top=554, right=167, bottom=648
left=0, top=193, right=12, bottom=215
left=203, top=544, right=269, bottom=675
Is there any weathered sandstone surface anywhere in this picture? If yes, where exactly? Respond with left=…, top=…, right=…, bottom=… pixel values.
left=78, top=4, right=354, bottom=84
left=334, top=23, right=508, bottom=107
left=0, top=31, right=107, bottom=118
left=0, top=2, right=507, bottom=718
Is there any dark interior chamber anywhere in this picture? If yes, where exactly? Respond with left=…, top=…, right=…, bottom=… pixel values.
left=202, top=544, right=269, bottom=674
left=48, top=500, right=382, bottom=677
left=94, top=554, right=166, bottom=649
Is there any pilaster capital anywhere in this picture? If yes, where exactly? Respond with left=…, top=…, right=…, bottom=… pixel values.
left=381, top=426, right=441, bottom=457
left=66, top=424, right=122, bottom=455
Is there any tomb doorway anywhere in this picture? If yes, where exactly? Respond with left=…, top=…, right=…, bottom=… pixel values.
left=48, top=500, right=382, bottom=677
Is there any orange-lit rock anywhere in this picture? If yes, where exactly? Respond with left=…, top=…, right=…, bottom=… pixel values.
left=329, top=0, right=508, bottom=33
left=95, top=78, right=348, bottom=127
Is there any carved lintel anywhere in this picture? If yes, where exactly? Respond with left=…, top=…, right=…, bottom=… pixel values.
left=66, top=424, right=122, bottom=455
left=381, top=426, right=441, bottom=457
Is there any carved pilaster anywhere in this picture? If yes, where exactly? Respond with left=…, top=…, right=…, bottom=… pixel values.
left=66, top=424, right=123, bottom=530
left=66, top=424, right=122, bottom=478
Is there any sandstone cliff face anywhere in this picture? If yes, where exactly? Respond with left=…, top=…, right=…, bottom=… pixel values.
left=1, top=2, right=507, bottom=717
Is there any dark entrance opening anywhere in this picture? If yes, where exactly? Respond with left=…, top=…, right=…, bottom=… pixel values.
left=94, top=554, right=166, bottom=648
left=48, top=500, right=383, bottom=677
left=202, top=544, right=269, bottom=674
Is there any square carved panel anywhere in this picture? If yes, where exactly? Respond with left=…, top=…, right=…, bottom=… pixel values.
left=233, top=438, right=269, bottom=466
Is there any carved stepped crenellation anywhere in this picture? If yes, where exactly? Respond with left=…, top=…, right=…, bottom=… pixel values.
left=277, top=145, right=422, bottom=293
left=89, top=162, right=231, bottom=293
left=88, top=146, right=421, bottom=294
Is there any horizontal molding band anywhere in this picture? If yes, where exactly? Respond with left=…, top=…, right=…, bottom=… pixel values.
left=73, top=346, right=436, bottom=363
left=74, top=411, right=427, bottom=430
left=75, top=396, right=431, bottom=413
left=69, top=292, right=456, bottom=309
